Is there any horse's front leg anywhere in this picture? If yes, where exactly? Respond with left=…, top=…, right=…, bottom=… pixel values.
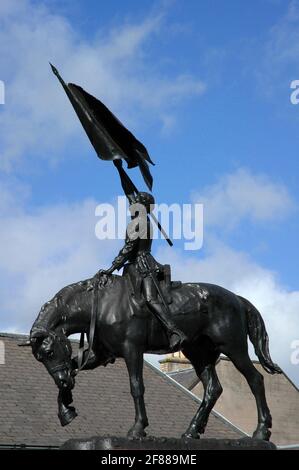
left=58, top=389, right=77, bottom=426
left=124, top=344, right=148, bottom=439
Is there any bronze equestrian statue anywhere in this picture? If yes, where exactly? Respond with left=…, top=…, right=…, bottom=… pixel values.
left=27, top=66, right=282, bottom=442
left=29, top=213, right=281, bottom=440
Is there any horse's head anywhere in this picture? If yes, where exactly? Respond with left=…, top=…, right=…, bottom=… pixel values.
left=30, top=327, right=75, bottom=391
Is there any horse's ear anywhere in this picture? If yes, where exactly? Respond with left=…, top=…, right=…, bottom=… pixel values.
left=30, top=327, right=48, bottom=340
left=42, top=335, right=55, bottom=352
left=18, top=340, right=31, bottom=347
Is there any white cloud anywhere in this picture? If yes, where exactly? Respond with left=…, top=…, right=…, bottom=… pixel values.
left=265, top=0, right=299, bottom=66
left=0, top=0, right=205, bottom=171
left=0, top=178, right=31, bottom=216
left=0, top=181, right=120, bottom=332
left=254, top=0, right=299, bottom=96
left=192, top=168, right=294, bottom=230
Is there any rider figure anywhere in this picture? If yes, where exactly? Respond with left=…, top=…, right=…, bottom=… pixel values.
left=98, top=191, right=186, bottom=350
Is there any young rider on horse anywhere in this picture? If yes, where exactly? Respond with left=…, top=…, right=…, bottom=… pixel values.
left=98, top=191, right=186, bottom=349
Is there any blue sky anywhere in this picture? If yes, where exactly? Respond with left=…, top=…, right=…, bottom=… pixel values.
left=0, top=0, right=298, bottom=385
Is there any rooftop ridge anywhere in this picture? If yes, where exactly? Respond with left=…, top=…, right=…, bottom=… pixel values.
left=160, top=354, right=299, bottom=393
left=0, top=331, right=82, bottom=343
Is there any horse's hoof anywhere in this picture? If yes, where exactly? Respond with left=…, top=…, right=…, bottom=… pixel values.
left=253, top=428, right=271, bottom=441
left=58, top=406, right=78, bottom=427
left=127, top=428, right=146, bottom=440
left=182, top=430, right=200, bottom=440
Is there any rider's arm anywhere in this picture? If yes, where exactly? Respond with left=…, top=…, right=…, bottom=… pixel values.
left=106, top=231, right=138, bottom=274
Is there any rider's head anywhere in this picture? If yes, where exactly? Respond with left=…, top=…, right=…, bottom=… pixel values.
left=135, top=192, right=155, bottom=213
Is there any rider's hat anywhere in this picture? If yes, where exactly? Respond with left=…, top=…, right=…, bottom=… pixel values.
left=135, top=192, right=155, bottom=212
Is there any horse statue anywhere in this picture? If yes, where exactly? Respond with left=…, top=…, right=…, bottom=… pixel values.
left=28, top=271, right=281, bottom=441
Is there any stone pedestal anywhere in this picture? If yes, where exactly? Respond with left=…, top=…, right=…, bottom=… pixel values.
left=60, top=436, right=276, bottom=450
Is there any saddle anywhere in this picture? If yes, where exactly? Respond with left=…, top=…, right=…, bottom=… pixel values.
left=123, top=263, right=180, bottom=305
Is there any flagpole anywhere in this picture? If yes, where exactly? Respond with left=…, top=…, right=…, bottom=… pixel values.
left=149, top=212, right=173, bottom=247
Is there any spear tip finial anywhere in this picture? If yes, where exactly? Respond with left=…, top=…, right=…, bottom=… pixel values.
left=49, top=62, right=59, bottom=76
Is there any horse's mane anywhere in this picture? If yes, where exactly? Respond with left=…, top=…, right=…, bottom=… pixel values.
left=31, top=274, right=122, bottom=333
left=32, top=279, right=91, bottom=332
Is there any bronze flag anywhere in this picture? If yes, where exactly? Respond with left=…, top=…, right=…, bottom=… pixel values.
left=50, top=63, right=154, bottom=190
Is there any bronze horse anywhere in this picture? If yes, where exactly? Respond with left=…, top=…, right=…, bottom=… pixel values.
left=29, top=273, right=281, bottom=440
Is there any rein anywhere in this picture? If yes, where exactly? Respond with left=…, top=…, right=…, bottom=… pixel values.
left=75, top=277, right=99, bottom=374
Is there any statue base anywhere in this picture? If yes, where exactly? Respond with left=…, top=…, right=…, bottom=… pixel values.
left=60, top=436, right=276, bottom=450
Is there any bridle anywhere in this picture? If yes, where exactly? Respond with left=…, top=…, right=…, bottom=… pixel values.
left=31, top=328, right=73, bottom=375
left=48, top=361, right=71, bottom=374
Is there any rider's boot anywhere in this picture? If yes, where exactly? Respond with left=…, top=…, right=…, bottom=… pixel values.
left=148, top=301, right=187, bottom=350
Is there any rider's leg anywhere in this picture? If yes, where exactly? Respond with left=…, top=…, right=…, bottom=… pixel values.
left=142, top=276, right=187, bottom=349
left=148, top=301, right=187, bottom=349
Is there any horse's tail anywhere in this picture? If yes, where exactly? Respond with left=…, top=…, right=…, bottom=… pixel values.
left=238, top=295, right=282, bottom=375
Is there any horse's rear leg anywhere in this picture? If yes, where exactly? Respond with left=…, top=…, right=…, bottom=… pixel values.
left=182, top=343, right=222, bottom=439
left=225, top=347, right=272, bottom=441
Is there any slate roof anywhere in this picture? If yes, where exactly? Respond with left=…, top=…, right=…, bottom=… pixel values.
left=168, top=368, right=198, bottom=390
left=0, top=333, right=245, bottom=447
